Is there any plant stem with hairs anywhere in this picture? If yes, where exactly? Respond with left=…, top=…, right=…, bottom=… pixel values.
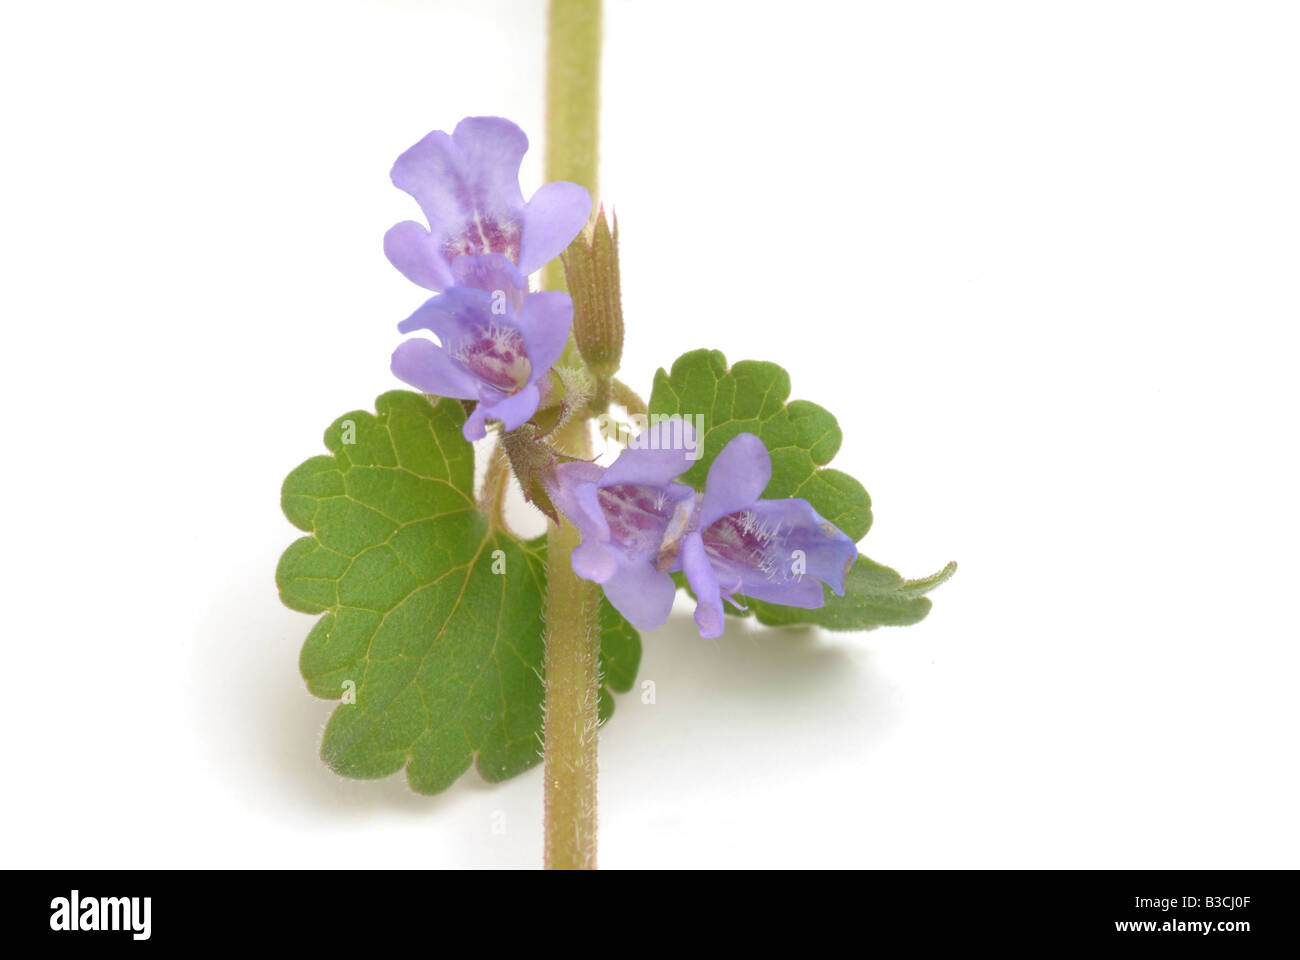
left=541, top=0, right=603, bottom=870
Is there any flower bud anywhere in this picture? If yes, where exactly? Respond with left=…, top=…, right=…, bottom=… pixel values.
left=562, top=205, right=624, bottom=382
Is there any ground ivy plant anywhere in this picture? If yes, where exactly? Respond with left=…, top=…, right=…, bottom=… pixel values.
left=277, top=0, right=952, bottom=869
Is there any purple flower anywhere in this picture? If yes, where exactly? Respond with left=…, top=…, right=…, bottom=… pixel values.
left=384, top=116, right=592, bottom=292
left=390, top=255, right=571, bottom=441
left=550, top=424, right=858, bottom=637
left=673, top=433, right=858, bottom=639
left=548, top=420, right=699, bottom=631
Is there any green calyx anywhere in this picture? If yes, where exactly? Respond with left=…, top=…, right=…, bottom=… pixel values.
left=562, top=206, right=624, bottom=405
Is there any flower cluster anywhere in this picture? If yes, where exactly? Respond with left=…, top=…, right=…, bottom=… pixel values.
left=548, top=421, right=858, bottom=638
left=386, top=117, right=591, bottom=441
left=386, top=118, right=858, bottom=637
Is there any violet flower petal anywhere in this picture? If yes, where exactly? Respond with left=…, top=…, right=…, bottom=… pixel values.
left=483, top=381, right=541, bottom=433
left=390, top=118, right=527, bottom=258
left=384, top=221, right=454, bottom=291
left=550, top=462, right=612, bottom=543
left=519, top=181, right=594, bottom=276
left=698, top=432, right=772, bottom=527
left=462, top=402, right=492, bottom=442
left=600, top=561, right=678, bottom=632
left=572, top=539, right=619, bottom=583
left=601, top=418, right=698, bottom=487
left=397, top=286, right=492, bottom=340
left=515, top=291, right=573, bottom=381
left=743, top=498, right=857, bottom=598
left=390, top=337, right=478, bottom=398
left=680, top=535, right=725, bottom=639
left=450, top=253, right=527, bottom=311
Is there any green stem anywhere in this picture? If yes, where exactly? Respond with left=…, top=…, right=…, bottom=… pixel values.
left=542, top=0, right=603, bottom=871
left=542, top=421, right=600, bottom=870
left=478, top=439, right=511, bottom=532
left=543, top=0, right=601, bottom=295
left=611, top=378, right=646, bottom=416
left=591, top=375, right=612, bottom=415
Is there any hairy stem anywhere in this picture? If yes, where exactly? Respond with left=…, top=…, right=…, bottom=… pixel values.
left=591, top=376, right=612, bottom=415
left=542, top=420, right=601, bottom=870
left=478, top=439, right=511, bottom=532
left=611, top=378, right=646, bottom=416
left=542, top=0, right=603, bottom=871
left=543, top=0, right=601, bottom=295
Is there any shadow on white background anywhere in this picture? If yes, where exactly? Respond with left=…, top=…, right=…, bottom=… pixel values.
left=195, top=531, right=897, bottom=868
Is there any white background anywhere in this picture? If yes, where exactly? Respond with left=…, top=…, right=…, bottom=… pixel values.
left=2, top=0, right=1297, bottom=869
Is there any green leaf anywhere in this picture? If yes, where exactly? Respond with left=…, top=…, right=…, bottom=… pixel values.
left=597, top=596, right=640, bottom=723
left=748, top=559, right=957, bottom=631
left=649, top=348, right=872, bottom=539
left=277, top=390, right=640, bottom=795
left=650, top=350, right=953, bottom=632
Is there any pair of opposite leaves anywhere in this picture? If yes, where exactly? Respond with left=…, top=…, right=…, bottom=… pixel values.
left=276, top=348, right=954, bottom=794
